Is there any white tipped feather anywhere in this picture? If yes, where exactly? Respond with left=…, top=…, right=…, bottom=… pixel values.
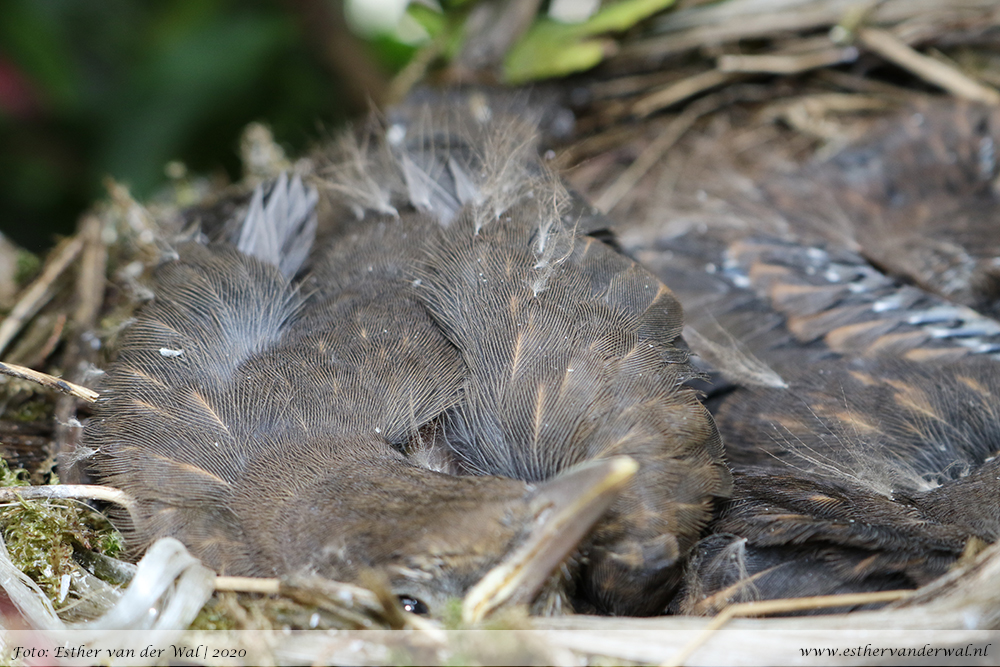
left=317, top=106, right=579, bottom=297
left=237, top=172, right=318, bottom=278
left=684, top=324, right=787, bottom=389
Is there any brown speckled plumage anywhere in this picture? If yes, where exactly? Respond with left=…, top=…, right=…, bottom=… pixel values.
left=623, top=102, right=1000, bottom=615
left=83, top=108, right=730, bottom=616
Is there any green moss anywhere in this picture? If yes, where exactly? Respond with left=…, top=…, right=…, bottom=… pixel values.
left=439, top=596, right=465, bottom=629
left=100, top=529, right=124, bottom=558
left=0, top=460, right=124, bottom=606
left=14, top=249, right=40, bottom=286
left=1, top=499, right=78, bottom=601
left=436, top=596, right=531, bottom=631
left=6, top=397, right=53, bottom=423
left=0, top=460, right=30, bottom=487
left=188, top=597, right=240, bottom=631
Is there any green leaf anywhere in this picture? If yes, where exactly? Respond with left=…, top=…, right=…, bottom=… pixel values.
left=576, top=0, right=677, bottom=35
left=505, top=28, right=614, bottom=84
left=503, top=0, right=676, bottom=84
left=408, top=3, right=447, bottom=36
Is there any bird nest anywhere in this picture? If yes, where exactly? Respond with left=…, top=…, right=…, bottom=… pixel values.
left=2, top=1, right=1000, bottom=665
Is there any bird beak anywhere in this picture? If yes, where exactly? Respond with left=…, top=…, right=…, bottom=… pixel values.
left=461, top=456, right=639, bottom=624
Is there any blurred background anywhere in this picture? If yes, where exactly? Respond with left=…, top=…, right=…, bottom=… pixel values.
left=3, top=0, right=997, bottom=258
left=0, top=0, right=424, bottom=253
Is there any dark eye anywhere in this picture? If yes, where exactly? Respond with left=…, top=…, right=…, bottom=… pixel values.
left=398, top=595, right=429, bottom=615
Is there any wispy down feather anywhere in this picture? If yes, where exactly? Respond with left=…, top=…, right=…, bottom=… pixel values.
left=313, top=102, right=731, bottom=615
left=84, top=102, right=732, bottom=618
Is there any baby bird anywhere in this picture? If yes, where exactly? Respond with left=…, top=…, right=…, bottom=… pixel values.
left=682, top=353, right=1000, bottom=614
left=632, top=173, right=1000, bottom=615
left=82, top=103, right=730, bottom=618
left=312, top=106, right=731, bottom=615
left=596, top=98, right=1000, bottom=614
left=763, top=100, right=1000, bottom=318
left=84, top=171, right=638, bottom=619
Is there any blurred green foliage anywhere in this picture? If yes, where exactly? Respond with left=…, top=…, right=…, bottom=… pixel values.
left=0, top=0, right=356, bottom=252
left=0, top=0, right=673, bottom=253
left=504, top=0, right=674, bottom=83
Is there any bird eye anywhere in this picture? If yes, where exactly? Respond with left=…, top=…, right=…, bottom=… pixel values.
left=398, top=595, right=429, bottom=615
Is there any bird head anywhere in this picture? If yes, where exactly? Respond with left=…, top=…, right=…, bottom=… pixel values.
left=231, top=438, right=637, bottom=621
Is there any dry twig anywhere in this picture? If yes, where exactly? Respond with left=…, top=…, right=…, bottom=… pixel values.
left=0, top=235, right=85, bottom=357
left=664, top=590, right=912, bottom=667
left=717, top=45, right=858, bottom=74
left=632, top=70, right=737, bottom=117
left=0, top=484, right=134, bottom=518
left=857, top=27, right=1000, bottom=105
left=0, top=361, right=98, bottom=402
left=54, top=215, right=109, bottom=479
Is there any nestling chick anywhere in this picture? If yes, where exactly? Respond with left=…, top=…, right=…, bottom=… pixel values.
left=637, top=220, right=1000, bottom=614
left=607, top=99, right=1000, bottom=614
left=311, top=106, right=731, bottom=615
left=82, top=104, right=730, bottom=618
